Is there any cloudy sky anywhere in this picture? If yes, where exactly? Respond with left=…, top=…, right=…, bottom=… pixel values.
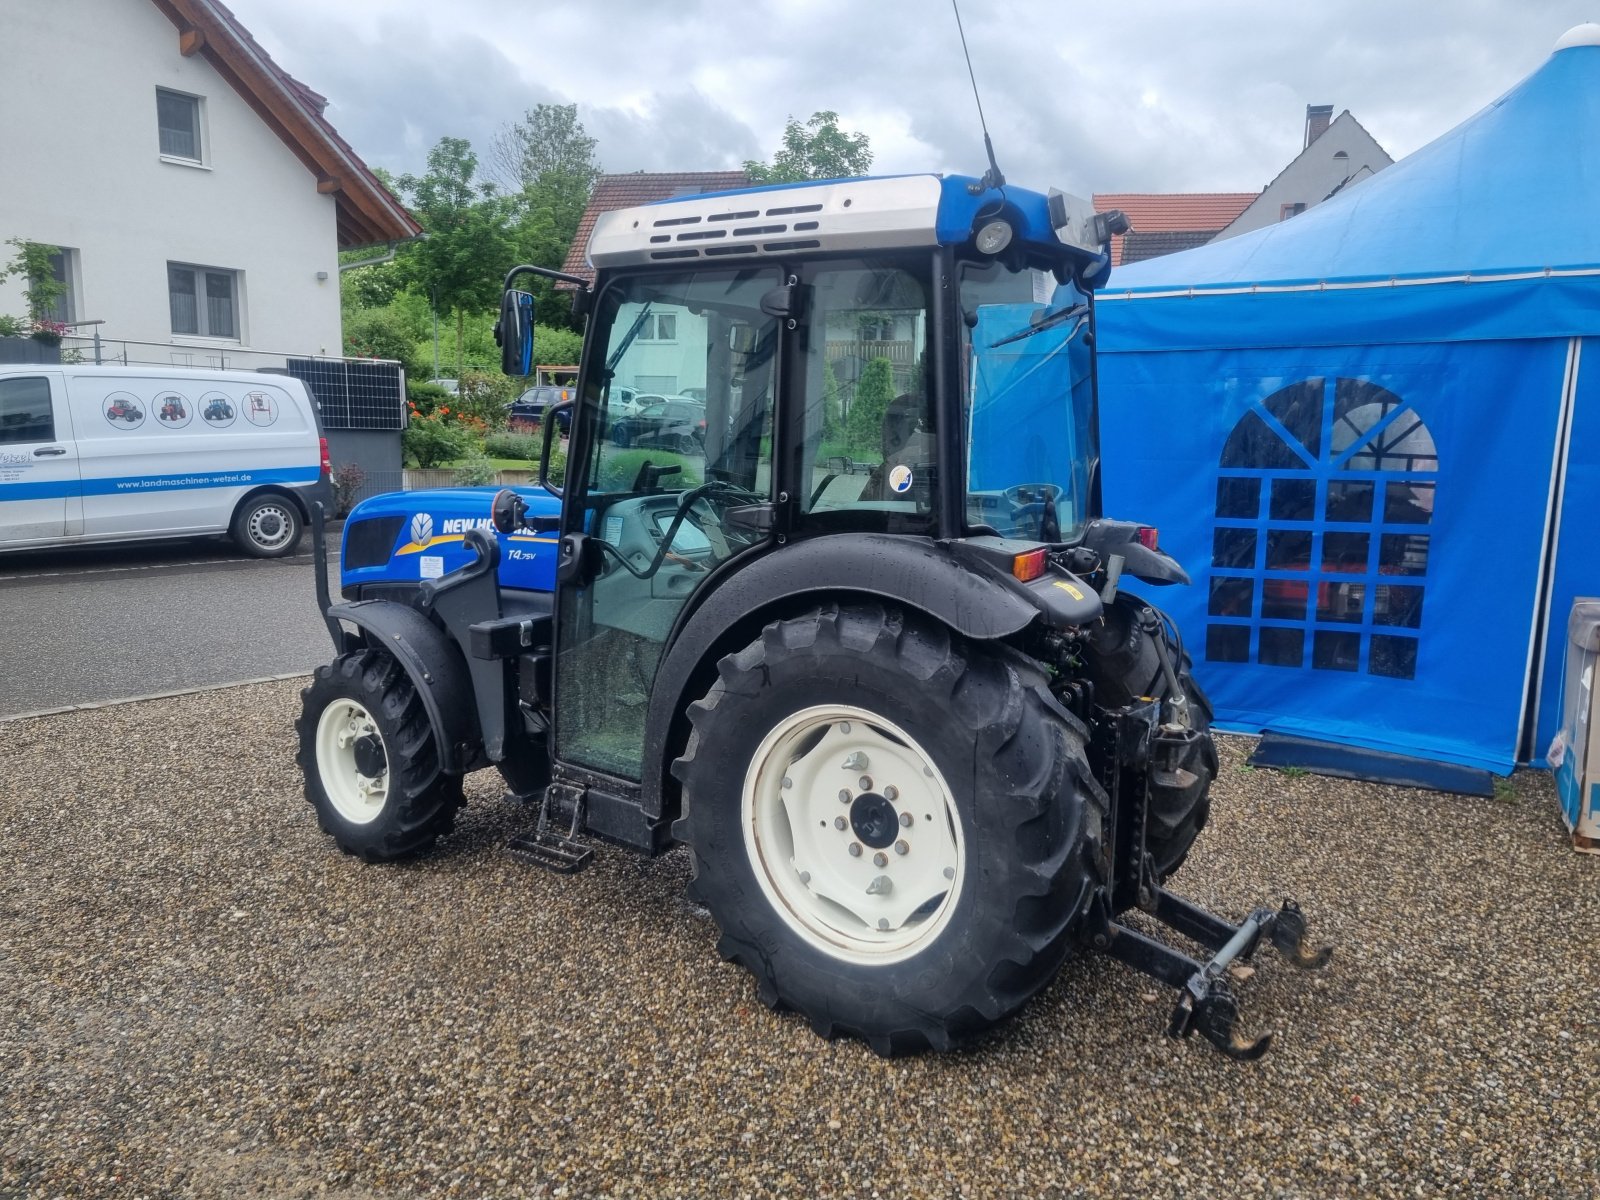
left=230, top=0, right=1595, bottom=196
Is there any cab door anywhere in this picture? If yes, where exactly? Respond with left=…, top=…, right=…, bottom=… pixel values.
left=0, top=373, right=78, bottom=545
left=551, top=266, right=782, bottom=781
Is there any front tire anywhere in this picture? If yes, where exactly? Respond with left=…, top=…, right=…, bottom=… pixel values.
left=296, top=650, right=464, bottom=860
left=674, top=604, right=1105, bottom=1056
left=232, top=493, right=303, bottom=558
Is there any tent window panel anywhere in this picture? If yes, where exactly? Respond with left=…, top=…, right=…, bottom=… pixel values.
left=1384, top=481, right=1434, bottom=525
left=1216, top=476, right=1261, bottom=519
left=1262, top=378, right=1324, bottom=459
left=1322, top=532, right=1369, bottom=573
left=1374, top=584, right=1424, bottom=629
left=1313, top=631, right=1362, bottom=672
left=1220, top=410, right=1308, bottom=470
left=1317, top=581, right=1366, bottom=623
left=1265, top=529, right=1312, bottom=570
left=1209, top=577, right=1255, bottom=617
left=1270, top=477, right=1317, bottom=521
left=1206, top=624, right=1250, bottom=663
left=1261, top=580, right=1308, bottom=621
left=1369, top=635, right=1418, bottom=680
left=1331, top=378, right=1404, bottom=455
left=1258, top=627, right=1305, bottom=668
left=1379, top=533, right=1429, bottom=575
left=1325, top=481, right=1374, bottom=522
left=1213, top=527, right=1257, bottom=569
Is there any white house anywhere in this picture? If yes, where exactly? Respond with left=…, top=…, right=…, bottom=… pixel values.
left=1213, top=105, right=1393, bottom=241
left=0, top=0, right=418, bottom=360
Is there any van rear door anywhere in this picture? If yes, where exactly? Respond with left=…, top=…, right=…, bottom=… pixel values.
left=0, top=372, right=79, bottom=545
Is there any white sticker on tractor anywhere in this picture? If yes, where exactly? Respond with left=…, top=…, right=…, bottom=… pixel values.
left=419, top=555, right=445, bottom=579
left=888, top=464, right=913, bottom=494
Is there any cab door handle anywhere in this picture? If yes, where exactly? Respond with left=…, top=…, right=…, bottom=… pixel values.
left=33, top=446, right=67, bottom=457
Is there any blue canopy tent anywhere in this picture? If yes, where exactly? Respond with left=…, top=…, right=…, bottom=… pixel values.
left=1094, top=27, right=1600, bottom=779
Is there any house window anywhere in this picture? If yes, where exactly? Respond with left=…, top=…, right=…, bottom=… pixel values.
left=157, top=89, right=203, bottom=161
left=639, top=313, right=677, bottom=341
left=168, top=263, right=239, bottom=339
left=1206, top=377, right=1436, bottom=680
left=1279, top=202, right=1307, bottom=221
left=43, top=250, right=76, bottom=324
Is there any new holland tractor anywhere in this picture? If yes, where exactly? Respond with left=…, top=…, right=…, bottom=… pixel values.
left=299, top=173, right=1328, bottom=1058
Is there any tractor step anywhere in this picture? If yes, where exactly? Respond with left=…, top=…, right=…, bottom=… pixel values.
left=1093, top=894, right=1332, bottom=1060
left=506, top=782, right=594, bottom=874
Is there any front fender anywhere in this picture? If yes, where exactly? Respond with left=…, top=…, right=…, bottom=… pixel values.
left=327, top=599, right=480, bottom=773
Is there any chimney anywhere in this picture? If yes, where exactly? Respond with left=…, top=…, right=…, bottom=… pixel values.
left=1305, top=104, right=1334, bottom=148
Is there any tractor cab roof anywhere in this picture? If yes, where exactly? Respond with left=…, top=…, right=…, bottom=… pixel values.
left=587, top=174, right=1113, bottom=287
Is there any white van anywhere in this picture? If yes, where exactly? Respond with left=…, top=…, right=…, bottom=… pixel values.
left=0, top=364, right=331, bottom=557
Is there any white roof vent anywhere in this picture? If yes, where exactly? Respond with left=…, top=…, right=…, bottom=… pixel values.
left=1554, top=23, right=1600, bottom=51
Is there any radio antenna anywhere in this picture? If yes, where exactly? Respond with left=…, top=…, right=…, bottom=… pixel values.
left=951, top=0, right=1005, bottom=191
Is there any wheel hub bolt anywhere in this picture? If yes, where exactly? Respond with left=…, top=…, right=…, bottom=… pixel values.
left=798, top=871, right=811, bottom=884
left=894, top=840, right=909, bottom=856
left=839, top=721, right=852, bottom=734
left=866, top=875, right=893, bottom=895
left=842, top=751, right=867, bottom=770
left=858, top=776, right=873, bottom=792
left=848, top=843, right=863, bottom=858
left=899, top=811, right=913, bottom=827
left=873, top=851, right=888, bottom=868
left=834, top=816, right=848, bottom=831
left=781, top=776, right=792, bottom=789
left=884, top=785, right=899, bottom=801
left=877, top=918, right=891, bottom=931
left=942, top=866, right=955, bottom=880
left=838, top=789, right=851, bottom=804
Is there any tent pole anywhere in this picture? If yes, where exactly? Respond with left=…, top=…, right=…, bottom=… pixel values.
left=1517, top=336, right=1581, bottom=763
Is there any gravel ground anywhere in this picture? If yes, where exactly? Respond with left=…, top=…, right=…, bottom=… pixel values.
left=2, top=680, right=1597, bottom=1199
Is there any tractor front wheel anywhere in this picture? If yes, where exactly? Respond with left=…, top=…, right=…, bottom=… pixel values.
left=675, top=604, right=1105, bottom=1056
left=296, top=650, right=464, bottom=861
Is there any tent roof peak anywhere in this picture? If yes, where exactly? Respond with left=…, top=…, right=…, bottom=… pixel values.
left=1554, top=23, right=1600, bottom=51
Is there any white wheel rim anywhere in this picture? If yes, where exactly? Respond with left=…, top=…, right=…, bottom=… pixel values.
left=741, top=704, right=966, bottom=965
left=248, top=503, right=294, bottom=550
left=315, top=699, right=390, bottom=825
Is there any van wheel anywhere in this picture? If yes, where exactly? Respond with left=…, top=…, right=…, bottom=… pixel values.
left=232, top=494, right=303, bottom=557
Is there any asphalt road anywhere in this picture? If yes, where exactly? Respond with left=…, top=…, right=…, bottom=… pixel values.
left=0, top=535, right=339, bottom=719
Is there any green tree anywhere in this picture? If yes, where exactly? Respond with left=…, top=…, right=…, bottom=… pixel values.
left=395, top=137, right=516, bottom=375
left=744, top=111, right=873, bottom=184
left=495, top=105, right=603, bottom=334
left=846, top=356, right=896, bottom=456
left=821, top=356, right=844, bottom=443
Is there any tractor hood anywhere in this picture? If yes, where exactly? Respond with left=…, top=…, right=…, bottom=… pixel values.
left=340, top=486, right=563, bottom=595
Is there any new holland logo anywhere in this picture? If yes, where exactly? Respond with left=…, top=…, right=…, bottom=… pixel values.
left=410, top=512, right=434, bottom=546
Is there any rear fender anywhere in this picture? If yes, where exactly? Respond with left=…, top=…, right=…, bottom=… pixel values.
left=326, top=599, right=480, bottom=773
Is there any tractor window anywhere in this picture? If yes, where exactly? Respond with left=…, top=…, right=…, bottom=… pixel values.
left=960, top=260, right=1096, bottom=542
left=793, top=259, right=934, bottom=533
left=555, top=266, right=781, bottom=781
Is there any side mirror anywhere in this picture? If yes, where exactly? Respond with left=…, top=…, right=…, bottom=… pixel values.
left=496, top=288, right=536, bottom=376
left=490, top=487, right=527, bottom=533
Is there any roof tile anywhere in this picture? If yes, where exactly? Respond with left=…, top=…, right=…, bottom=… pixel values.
left=1093, top=192, right=1257, bottom=266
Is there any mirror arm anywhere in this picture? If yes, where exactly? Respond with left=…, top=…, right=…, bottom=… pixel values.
left=539, top=400, right=575, bottom=498
left=503, top=264, right=592, bottom=292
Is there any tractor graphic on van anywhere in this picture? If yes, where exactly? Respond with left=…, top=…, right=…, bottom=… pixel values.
left=204, top=396, right=234, bottom=422
left=160, top=396, right=187, bottom=422
left=104, top=394, right=143, bottom=425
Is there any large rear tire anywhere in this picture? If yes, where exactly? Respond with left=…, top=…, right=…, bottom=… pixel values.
left=296, top=650, right=464, bottom=861
left=1082, top=593, right=1217, bottom=879
left=674, top=603, right=1106, bottom=1056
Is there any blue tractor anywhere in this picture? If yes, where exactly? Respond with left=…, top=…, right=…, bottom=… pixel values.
left=301, top=174, right=1328, bottom=1057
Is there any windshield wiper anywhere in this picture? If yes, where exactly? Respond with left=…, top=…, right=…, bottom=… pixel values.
left=607, top=304, right=654, bottom=371
left=987, top=302, right=1088, bottom=349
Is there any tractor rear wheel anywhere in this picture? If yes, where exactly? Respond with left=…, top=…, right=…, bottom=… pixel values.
left=1082, top=594, right=1217, bottom=880
left=296, top=650, right=464, bottom=861
left=674, top=603, right=1105, bottom=1056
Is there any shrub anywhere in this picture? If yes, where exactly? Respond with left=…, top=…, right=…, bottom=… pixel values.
left=484, top=432, right=541, bottom=461
left=344, top=309, right=426, bottom=378
left=454, top=454, right=497, bottom=486
left=406, top=380, right=451, bottom=414
left=596, top=448, right=702, bottom=492
left=331, top=462, right=366, bottom=517
left=845, top=356, right=896, bottom=456
left=403, top=415, right=473, bottom=468
left=546, top=443, right=568, bottom=487
left=0, top=314, right=23, bottom=338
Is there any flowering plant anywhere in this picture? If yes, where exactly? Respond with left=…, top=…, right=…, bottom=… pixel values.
left=29, top=317, right=69, bottom=345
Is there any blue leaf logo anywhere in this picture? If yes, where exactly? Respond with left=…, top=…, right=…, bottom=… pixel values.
left=410, top=512, right=434, bottom=546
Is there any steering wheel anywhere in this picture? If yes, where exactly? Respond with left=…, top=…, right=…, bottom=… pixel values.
left=1002, top=483, right=1062, bottom=541
left=597, top=481, right=761, bottom=581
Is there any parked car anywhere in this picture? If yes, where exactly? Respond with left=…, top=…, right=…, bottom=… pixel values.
left=426, top=378, right=460, bottom=396
left=507, top=384, right=574, bottom=434
left=0, top=364, right=328, bottom=557
left=609, top=398, right=706, bottom=452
